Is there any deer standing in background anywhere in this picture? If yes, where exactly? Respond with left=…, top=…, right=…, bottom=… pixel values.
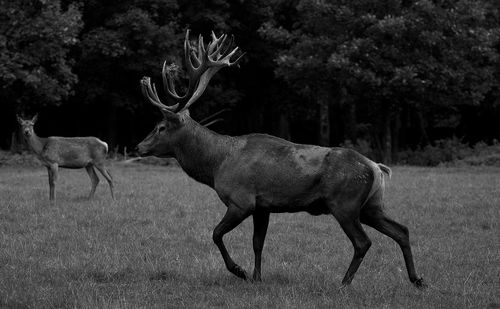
left=137, top=30, right=425, bottom=288
left=17, top=115, right=114, bottom=201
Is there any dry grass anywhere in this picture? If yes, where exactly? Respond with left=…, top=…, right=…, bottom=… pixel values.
left=0, top=163, right=498, bottom=308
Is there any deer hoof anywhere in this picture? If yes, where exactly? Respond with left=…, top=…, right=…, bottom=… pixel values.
left=338, top=283, right=351, bottom=291
left=252, top=273, right=262, bottom=282
left=232, top=265, right=248, bottom=280
left=413, top=277, right=427, bottom=289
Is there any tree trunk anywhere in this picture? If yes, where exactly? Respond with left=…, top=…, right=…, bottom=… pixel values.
left=106, top=103, right=118, bottom=151
left=10, top=130, right=26, bottom=154
left=382, top=110, right=392, bottom=164
left=278, top=113, right=291, bottom=141
left=392, top=111, right=401, bottom=162
left=346, top=102, right=357, bottom=143
left=317, top=89, right=330, bottom=146
left=416, top=108, right=429, bottom=146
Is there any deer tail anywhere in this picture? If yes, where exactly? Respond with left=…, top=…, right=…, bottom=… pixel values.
left=378, top=163, right=392, bottom=179
left=99, top=140, right=109, bottom=153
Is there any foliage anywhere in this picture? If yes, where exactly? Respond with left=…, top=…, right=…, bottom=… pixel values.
left=398, top=138, right=500, bottom=166
left=260, top=0, right=500, bottom=158
left=0, top=0, right=82, bottom=110
left=0, top=0, right=499, bottom=154
left=341, top=138, right=376, bottom=160
left=76, top=0, right=181, bottom=110
left=0, top=150, right=42, bottom=167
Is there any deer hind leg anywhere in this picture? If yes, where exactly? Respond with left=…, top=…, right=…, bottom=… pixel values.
left=252, top=210, right=270, bottom=282
left=360, top=202, right=426, bottom=288
left=330, top=201, right=372, bottom=287
left=213, top=204, right=252, bottom=280
left=337, top=217, right=372, bottom=286
left=85, top=165, right=99, bottom=198
left=94, top=164, right=114, bottom=199
left=47, top=163, right=58, bottom=202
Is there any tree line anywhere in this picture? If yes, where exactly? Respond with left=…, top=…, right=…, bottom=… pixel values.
left=1, top=0, right=499, bottom=163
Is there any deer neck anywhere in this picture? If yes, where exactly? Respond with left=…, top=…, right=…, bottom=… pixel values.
left=25, top=133, right=47, bottom=156
left=173, top=122, right=235, bottom=187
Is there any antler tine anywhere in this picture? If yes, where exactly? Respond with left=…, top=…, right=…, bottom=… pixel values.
left=230, top=51, right=246, bottom=66
left=207, top=33, right=226, bottom=54
left=211, top=31, right=224, bottom=43
left=218, top=35, right=235, bottom=58
left=202, top=118, right=224, bottom=127
left=198, top=34, right=206, bottom=62
left=209, top=35, right=229, bottom=60
left=160, top=62, right=182, bottom=110
left=198, top=108, right=230, bottom=124
left=141, top=77, right=178, bottom=112
left=162, top=62, right=179, bottom=98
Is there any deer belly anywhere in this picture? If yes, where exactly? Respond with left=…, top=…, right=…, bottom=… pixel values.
left=254, top=174, right=326, bottom=214
left=256, top=193, right=328, bottom=215
left=58, top=151, right=90, bottom=168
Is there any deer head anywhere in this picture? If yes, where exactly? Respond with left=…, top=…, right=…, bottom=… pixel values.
left=137, top=30, right=244, bottom=157
left=17, top=114, right=38, bottom=138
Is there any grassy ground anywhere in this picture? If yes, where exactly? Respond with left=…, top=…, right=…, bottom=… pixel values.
left=0, top=163, right=498, bottom=308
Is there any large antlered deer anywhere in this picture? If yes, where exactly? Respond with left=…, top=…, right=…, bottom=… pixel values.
left=17, top=115, right=114, bottom=202
left=137, top=30, right=425, bottom=288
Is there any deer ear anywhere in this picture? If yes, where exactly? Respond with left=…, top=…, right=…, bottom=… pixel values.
left=32, top=114, right=38, bottom=123
left=16, top=115, right=23, bottom=124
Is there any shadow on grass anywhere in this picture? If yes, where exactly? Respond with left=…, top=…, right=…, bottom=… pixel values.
left=69, top=195, right=95, bottom=203
left=69, top=267, right=139, bottom=284
left=188, top=270, right=299, bottom=288
left=149, top=270, right=184, bottom=282
left=261, top=271, right=296, bottom=285
left=147, top=269, right=294, bottom=287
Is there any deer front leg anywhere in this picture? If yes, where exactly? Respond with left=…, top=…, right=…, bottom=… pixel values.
left=252, top=210, right=270, bottom=282
left=213, top=204, right=252, bottom=280
left=47, top=163, right=58, bottom=202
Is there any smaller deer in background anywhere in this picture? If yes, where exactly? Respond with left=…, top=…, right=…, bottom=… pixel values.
left=17, top=115, right=114, bottom=201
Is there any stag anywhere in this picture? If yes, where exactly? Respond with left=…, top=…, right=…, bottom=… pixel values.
left=17, top=115, right=114, bottom=201
left=137, top=30, right=425, bottom=288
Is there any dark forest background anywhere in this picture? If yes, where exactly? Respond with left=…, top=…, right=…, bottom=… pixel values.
left=1, top=0, right=499, bottom=163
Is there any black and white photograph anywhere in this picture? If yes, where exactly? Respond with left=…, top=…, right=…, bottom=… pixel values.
left=0, top=0, right=499, bottom=308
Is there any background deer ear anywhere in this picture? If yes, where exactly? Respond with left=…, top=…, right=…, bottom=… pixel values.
left=16, top=115, right=23, bottom=124
left=32, top=114, right=38, bottom=123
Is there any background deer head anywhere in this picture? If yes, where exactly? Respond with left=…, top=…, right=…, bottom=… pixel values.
left=17, top=114, right=38, bottom=138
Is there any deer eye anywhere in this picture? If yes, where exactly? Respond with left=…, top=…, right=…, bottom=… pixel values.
left=158, top=126, right=166, bottom=133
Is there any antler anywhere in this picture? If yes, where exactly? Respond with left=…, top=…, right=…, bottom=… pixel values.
left=141, top=30, right=245, bottom=114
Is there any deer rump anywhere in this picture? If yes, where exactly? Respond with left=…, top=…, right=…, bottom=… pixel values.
left=214, top=134, right=381, bottom=216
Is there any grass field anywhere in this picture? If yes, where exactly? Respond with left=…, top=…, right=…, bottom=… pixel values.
left=0, top=163, right=499, bottom=308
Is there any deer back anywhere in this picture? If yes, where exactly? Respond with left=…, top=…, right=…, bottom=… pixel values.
left=213, top=135, right=376, bottom=213
left=42, top=137, right=108, bottom=168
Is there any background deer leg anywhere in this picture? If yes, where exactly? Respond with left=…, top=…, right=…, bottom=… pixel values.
left=94, top=164, right=114, bottom=199
left=360, top=204, right=426, bottom=288
left=332, top=208, right=372, bottom=287
left=47, top=163, right=58, bottom=202
left=213, top=204, right=252, bottom=280
left=252, top=210, right=270, bottom=282
left=85, top=165, right=99, bottom=198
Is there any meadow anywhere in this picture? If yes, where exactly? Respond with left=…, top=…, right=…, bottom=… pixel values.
left=0, top=163, right=498, bottom=308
